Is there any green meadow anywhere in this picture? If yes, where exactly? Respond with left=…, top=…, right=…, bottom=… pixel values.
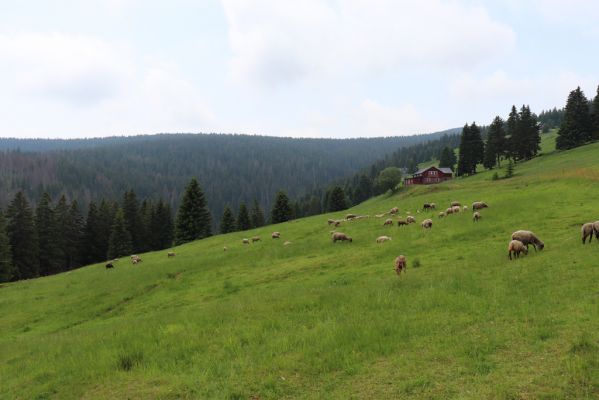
left=1, top=133, right=598, bottom=399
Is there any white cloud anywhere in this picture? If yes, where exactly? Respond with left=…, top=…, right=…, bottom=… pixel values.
left=222, top=0, right=516, bottom=86
left=359, top=99, right=447, bottom=136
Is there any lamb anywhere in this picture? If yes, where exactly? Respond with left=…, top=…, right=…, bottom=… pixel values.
left=271, top=232, right=281, bottom=239
left=438, top=212, right=446, bottom=218
left=473, top=212, right=481, bottom=222
left=105, top=263, right=114, bottom=269
left=223, top=246, right=228, bottom=251
left=423, top=203, right=432, bottom=211
left=421, top=219, right=433, bottom=229
left=376, top=236, right=392, bottom=243
left=251, top=236, right=261, bottom=242
left=397, top=219, right=409, bottom=226
left=334, top=220, right=342, bottom=227
left=332, top=232, right=352, bottom=243
left=511, top=230, right=545, bottom=251
left=445, top=207, right=454, bottom=215
left=406, top=216, right=416, bottom=224
left=463, top=205, right=468, bottom=211
left=394, top=255, right=407, bottom=276
left=452, top=205, right=461, bottom=213
left=430, top=203, right=436, bottom=209
left=167, top=252, right=176, bottom=257
left=472, top=201, right=489, bottom=211
left=242, top=238, right=249, bottom=244
left=508, top=240, right=528, bottom=260
left=131, top=255, right=142, bottom=264
left=327, top=219, right=336, bottom=225
left=582, top=223, right=594, bottom=244
left=451, top=201, right=461, bottom=207
left=383, top=218, right=394, bottom=226
left=390, top=207, right=399, bottom=214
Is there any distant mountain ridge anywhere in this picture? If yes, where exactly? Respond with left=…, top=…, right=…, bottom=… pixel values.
left=0, top=129, right=459, bottom=225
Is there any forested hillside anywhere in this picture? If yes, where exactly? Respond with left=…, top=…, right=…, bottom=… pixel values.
left=0, top=131, right=456, bottom=224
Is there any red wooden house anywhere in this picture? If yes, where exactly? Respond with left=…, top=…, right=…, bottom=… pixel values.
left=404, top=166, right=453, bottom=186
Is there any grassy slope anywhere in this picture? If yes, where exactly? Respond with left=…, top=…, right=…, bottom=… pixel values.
left=1, top=135, right=598, bottom=399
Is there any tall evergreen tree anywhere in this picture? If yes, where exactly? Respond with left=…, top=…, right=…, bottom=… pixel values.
left=328, top=186, right=348, bottom=212
left=483, top=116, right=506, bottom=169
left=122, top=190, right=143, bottom=252
left=506, top=105, right=520, bottom=159
left=250, top=200, right=265, bottom=228
left=66, top=200, right=85, bottom=269
left=457, top=123, right=483, bottom=176
left=174, top=178, right=212, bottom=245
left=151, top=200, right=174, bottom=250
left=36, top=192, right=61, bottom=276
left=353, top=175, right=373, bottom=204
left=6, top=192, right=39, bottom=280
left=0, top=210, right=15, bottom=282
left=236, top=203, right=251, bottom=231
left=96, top=200, right=116, bottom=261
left=107, top=209, right=133, bottom=259
left=592, top=85, right=599, bottom=138
left=138, top=199, right=153, bottom=252
left=438, top=146, right=457, bottom=171
left=270, top=191, right=293, bottom=224
left=84, top=202, right=102, bottom=264
left=518, top=105, right=541, bottom=159
left=557, top=87, right=593, bottom=150
left=54, top=195, right=72, bottom=271
left=220, top=206, right=236, bottom=234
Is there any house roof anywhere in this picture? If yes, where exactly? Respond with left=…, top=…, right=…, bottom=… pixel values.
left=413, top=166, right=453, bottom=175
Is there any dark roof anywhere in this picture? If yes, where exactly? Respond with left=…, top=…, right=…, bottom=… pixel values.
left=413, top=166, right=453, bottom=175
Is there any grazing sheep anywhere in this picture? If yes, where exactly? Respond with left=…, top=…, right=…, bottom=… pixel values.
left=242, top=238, right=249, bottom=244
left=421, top=219, right=433, bottom=229
left=332, top=232, right=352, bottom=243
left=472, top=201, right=489, bottom=211
left=223, top=246, right=228, bottom=251
left=463, top=205, right=468, bottom=211
left=376, top=236, right=392, bottom=243
left=438, top=212, right=446, bottom=218
left=593, top=221, right=599, bottom=239
left=394, top=255, right=407, bottom=276
left=375, top=213, right=386, bottom=218
left=167, top=252, right=176, bottom=257
left=511, top=230, right=545, bottom=252
left=327, top=219, right=336, bottom=225
left=131, top=255, right=142, bottom=264
left=272, top=232, right=281, bottom=239
left=105, top=263, right=114, bottom=269
left=252, top=236, right=261, bottom=242
left=284, top=241, right=292, bottom=246
left=423, top=203, right=432, bottom=211
left=384, top=218, right=394, bottom=226
left=113, top=258, right=119, bottom=262
left=582, top=223, right=594, bottom=244
left=334, top=220, right=342, bottom=227
left=397, top=219, right=409, bottom=226
left=445, top=207, right=454, bottom=215
left=130, top=255, right=138, bottom=260
left=508, top=240, right=528, bottom=260
left=451, top=201, right=461, bottom=207
left=473, top=212, right=481, bottom=222
left=407, top=216, right=416, bottom=224
left=390, top=207, right=399, bottom=214
left=452, top=205, right=461, bottom=213
left=346, top=214, right=357, bottom=220
left=430, top=203, right=436, bottom=209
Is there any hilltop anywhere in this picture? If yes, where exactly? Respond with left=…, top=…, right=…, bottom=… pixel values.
left=1, top=135, right=598, bottom=399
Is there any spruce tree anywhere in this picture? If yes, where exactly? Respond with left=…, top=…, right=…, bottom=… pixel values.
left=506, top=105, right=520, bottom=159
left=107, top=209, right=133, bottom=259
left=36, top=192, right=61, bottom=275
left=0, top=210, right=15, bottom=282
left=54, top=195, right=70, bottom=270
left=122, top=190, right=143, bottom=252
left=84, top=202, right=101, bottom=264
left=250, top=200, right=265, bottom=228
left=328, top=186, right=348, bottom=212
left=66, top=200, right=85, bottom=269
left=220, top=207, right=236, bottom=234
left=353, top=175, right=373, bottom=204
left=152, top=200, right=174, bottom=250
left=96, top=200, right=116, bottom=262
left=6, top=192, right=39, bottom=280
left=439, top=146, right=457, bottom=171
left=457, top=122, right=484, bottom=176
left=174, top=178, right=212, bottom=245
left=592, top=85, right=599, bottom=139
left=270, top=191, right=293, bottom=224
left=483, top=116, right=506, bottom=169
left=236, top=203, right=251, bottom=231
left=139, top=199, right=153, bottom=252
left=557, top=87, right=593, bottom=150
left=518, top=105, right=541, bottom=159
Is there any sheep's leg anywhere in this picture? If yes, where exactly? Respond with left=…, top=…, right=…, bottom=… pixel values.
left=509, top=251, right=512, bottom=260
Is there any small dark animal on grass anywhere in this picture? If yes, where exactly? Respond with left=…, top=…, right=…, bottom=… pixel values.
left=106, top=263, right=114, bottom=269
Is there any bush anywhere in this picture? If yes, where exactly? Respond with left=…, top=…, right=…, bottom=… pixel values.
left=491, top=172, right=499, bottom=181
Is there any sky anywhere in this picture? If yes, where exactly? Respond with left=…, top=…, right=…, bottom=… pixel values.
left=0, top=0, right=598, bottom=139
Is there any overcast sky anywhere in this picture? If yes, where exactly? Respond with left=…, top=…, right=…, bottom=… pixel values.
left=0, top=0, right=598, bottom=138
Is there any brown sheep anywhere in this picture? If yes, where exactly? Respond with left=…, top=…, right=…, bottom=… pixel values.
left=383, top=218, right=394, bottom=226
left=327, top=219, right=336, bottom=225
left=594, top=221, right=599, bottom=239
left=397, top=219, right=409, bottom=226
left=272, top=232, right=281, bottom=239
left=452, top=205, right=461, bottom=213
left=582, top=223, right=594, bottom=244
left=346, top=214, right=357, bottom=220
left=511, top=230, right=544, bottom=251
left=252, top=236, right=261, bottom=242
left=445, top=207, right=454, bottom=215
left=242, top=238, right=249, bottom=244
left=473, top=212, right=481, bottom=222
left=167, top=252, right=176, bottom=257
left=332, top=232, right=352, bottom=243
left=508, top=240, right=528, bottom=259
left=105, top=262, right=114, bottom=269
left=406, top=216, right=416, bottom=224
left=421, top=219, right=433, bottom=229
left=376, top=236, right=392, bottom=243
left=131, top=255, right=142, bottom=264
left=438, top=212, right=446, bottom=218
left=394, top=255, right=407, bottom=276
left=472, top=201, right=489, bottom=211
left=451, top=201, right=461, bottom=207
left=390, top=207, right=399, bottom=214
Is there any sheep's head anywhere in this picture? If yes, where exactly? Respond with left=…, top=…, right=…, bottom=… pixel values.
left=522, top=247, right=529, bottom=255
left=537, top=241, right=544, bottom=250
